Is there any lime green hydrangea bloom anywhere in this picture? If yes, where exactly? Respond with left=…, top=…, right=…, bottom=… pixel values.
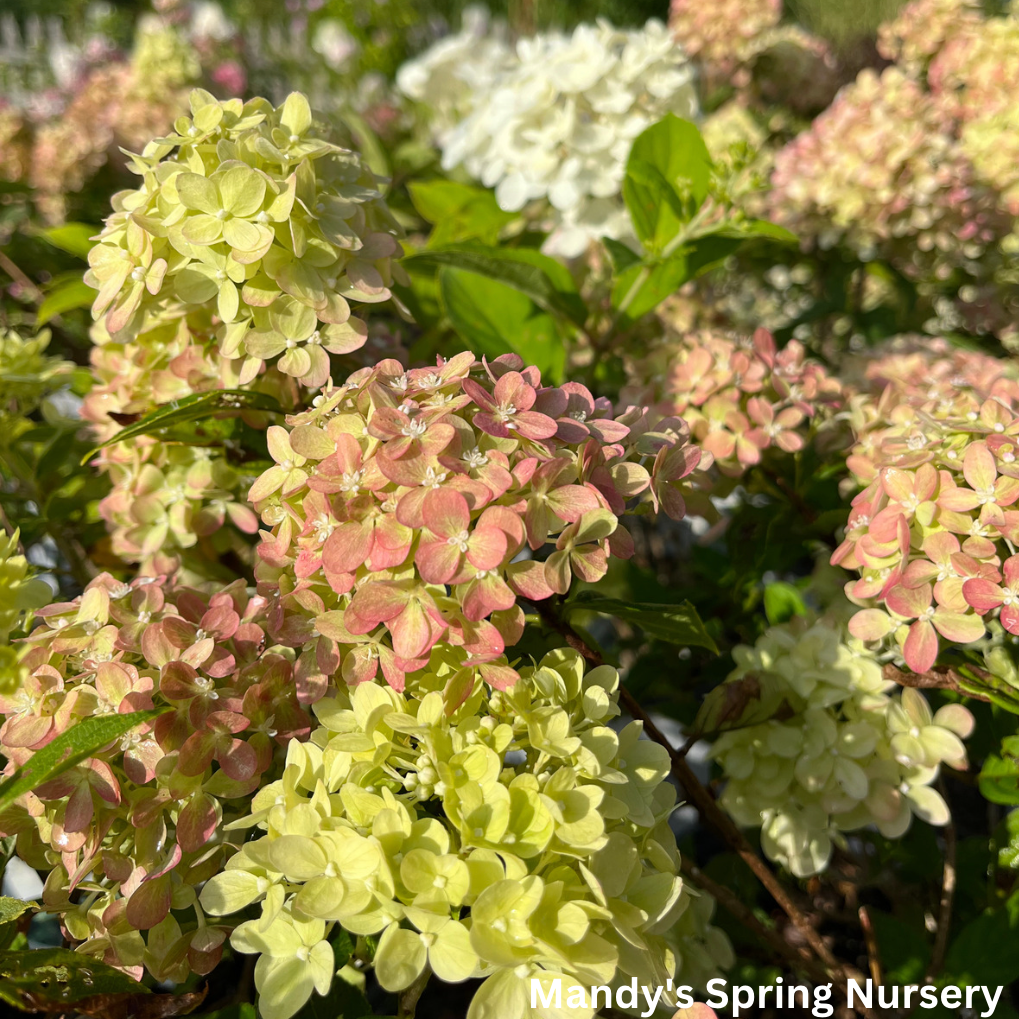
left=709, top=617, right=974, bottom=877
left=0, top=329, right=75, bottom=423
left=85, top=88, right=404, bottom=390
left=200, top=649, right=732, bottom=1019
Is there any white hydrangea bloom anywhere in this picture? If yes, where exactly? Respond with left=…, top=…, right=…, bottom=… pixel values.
left=709, top=618, right=974, bottom=877
left=396, top=6, right=513, bottom=144
left=402, top=18, right=698, bottom=258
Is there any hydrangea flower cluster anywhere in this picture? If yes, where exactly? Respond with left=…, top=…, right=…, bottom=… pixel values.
left=81, top=87, right=404, bottom=569
left=0, top=571, right=313, bottom=981
left=405, top=19, right=697, bottom=257
left=876, top=0, right=983, bottom=76
left=85, top=88, right=402, bottom=386
left=249, top=350, right=708, bottom=688
left=770, top=67, right=1005, bottom=275
left=80, top=313, right=270, bottom=574
left=668, top=0, right=843, bottom=115
left=621, top=328, right=842, bottom=479
left=667, top=0, right=781, bottom=88
left=771, top=6, right=1019, bottom=338
left=711, top=618, right=973, bottom=876
left=832, top=338, right=1019, bottom=672
left=395, top=8, right=511, bottom=145
left=200, top=648, right=733, bottom=1019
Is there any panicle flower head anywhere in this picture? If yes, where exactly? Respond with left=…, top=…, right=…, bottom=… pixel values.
left=199, top=648, right=732, bottom=1019
left=395, top=8, right=513, bottom=144
left=770, top=67, right=1005, bottom=275
left=711, top=617, right=973, bottom=876
left=877, top=0, right=983, bottom=75
left=0, top=329, right=75, bottom=420
left=248, top=351, right=708, bottom=690
left=622, top=327, right=843, bottom=478
left=415, top=19, right=697, bottom=257
left=833, top=339, right=1019, bottom=673
left=668, top=0, right=782, bottom=82
left=0, top=571, right=312, bottom=980
left=85, top=87, right=403, bottom=389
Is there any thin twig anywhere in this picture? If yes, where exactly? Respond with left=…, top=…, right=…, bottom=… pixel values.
left=0, top=250, right=41, bottom=300
left=858, top=906, right=882, bottom=986
left=926, top=780, right=956, bottom=981
left=882, top=663, right=991, bottom=703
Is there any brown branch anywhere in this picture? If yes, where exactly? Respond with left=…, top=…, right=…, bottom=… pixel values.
left=0, top=250, right=41, bottom=300
left=858, top=906, right=882, bottom=986
left=882, top=663, right=991, bottom=702
left=681, top=857, right=829, bottom=982
left=926, top=780, right=956, bottom=982
left=533, top=598, right=876, bottom=1014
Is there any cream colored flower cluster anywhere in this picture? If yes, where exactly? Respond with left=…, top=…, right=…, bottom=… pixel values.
left=201, top=648, right=733, bottom=1019
left=402, top=19, right=697, bottom=257
left=711, top=618, right=973, bottom=876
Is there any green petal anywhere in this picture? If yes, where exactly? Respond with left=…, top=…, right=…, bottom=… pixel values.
left=176, top=172, right=221, bottom=215
left=224, top=218, right=263, bottom=252
left=183, top=214, right=224, bottom=246
left=280, top=92, right=312, bottom=137
left=374, top=923, right=427, bottom=992
left=218, top=165, right=267, bottom=217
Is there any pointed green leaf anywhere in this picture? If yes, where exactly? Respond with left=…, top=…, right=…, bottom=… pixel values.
left=83, top=389, right=283, bottom=463
left=0, top=710, right=168, bottom=816
left=564, top=595, right=717, bottom=653
left=623, top=114, right=712, bottom=252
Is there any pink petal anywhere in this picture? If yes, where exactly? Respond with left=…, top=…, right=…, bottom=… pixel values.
left=904, top=619, right=938, bottom=673
left=424, top=488, right=470, bottom=539
left=886, top=583, right=932, bottom=619
left=963, top=442, right=996, bottom=492
left=962, top=578, right=1004, bottom=613
left=416, top=538, right=463, bottom=584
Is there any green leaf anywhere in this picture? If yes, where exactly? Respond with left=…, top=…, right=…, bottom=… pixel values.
left=0, top=947, right=148, bottom=1011
left=84, top=389, right=283, bottom=463
left=945, top=906, right=1019, bottom=986
left=602, top=237, right=642, bottom=274
left=0, top=710, right=166, bottom=816
left=406, top=242, right=586, bottom=327
left=408, top=180, right=516, bottom=246
left=564, top=595, right=718, bottom=653
left=438, top=267, right=565, bottom=382
left=610, top=254, right=689, bottom=320
left=763, top=582, right=808, bottom=626
left=981, top=752, right=1019, bottom=804
left=36, top=279, right=95, bottom=326
left=35, top=222, right=98, bottom=260
left=0, top=901, right=32, bottom=928
left=622, top=114, right=711, bottom=252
